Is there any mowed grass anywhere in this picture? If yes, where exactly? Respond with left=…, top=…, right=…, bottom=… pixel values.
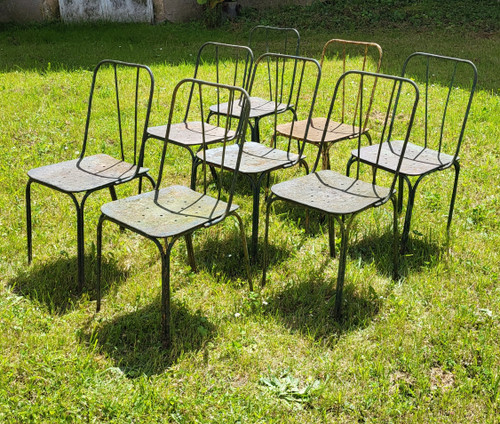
left=0, top=21, right=499, bottom=422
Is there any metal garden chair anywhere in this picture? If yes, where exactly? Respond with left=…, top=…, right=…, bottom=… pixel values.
left=277, top=39, right=383, bottom=170
left=146, top=41, right=253, bottom=189
left=262, top=71, right=419, bottom=318
left=347, top=52, right=477, bottom=250
left=208, top=25, right=301, bottom=142
left=26, top=60, right=155, bottom=291
left=96, top=79, right=252, bottom=347
left=200, top=53, right=321, bottom=259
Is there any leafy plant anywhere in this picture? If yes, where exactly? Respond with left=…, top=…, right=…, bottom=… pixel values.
left=259, top=369, right=325, bottom=409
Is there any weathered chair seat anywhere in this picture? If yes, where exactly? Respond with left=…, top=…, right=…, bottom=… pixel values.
left=101, top=185, right=238, bottom=238
left=352, top=140, right=455, bottom=176
left=277, top=117, right=363, bottom=144
left=200, top=141, right=300, bottom=175
left=28, top=154, right=148, bottom=193
left=147, top=122, right=236, bottom=147
left=271, top=170, right=392, bottom=215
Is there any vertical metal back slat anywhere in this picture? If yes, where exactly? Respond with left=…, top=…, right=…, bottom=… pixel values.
left=113, top=64, right=125, bottom=162
left=439, top=61, right=458, bottom=156
left=133, top=67, right=139, bottom=165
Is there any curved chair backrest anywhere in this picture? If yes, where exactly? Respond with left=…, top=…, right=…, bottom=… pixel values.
left=192, top=41, right=254, bottom=91
left=401, top=52, right=477, bottom=162
left=188, top=41, right=254, bottom=127
left=314, top=70, right=420, bottom=198
left=319, top=39, right=383, bottom=131
left=157, top=78, right=251, bottom=222
left=80, top=59, right=154, bottom=172
left=248, top=25, right=300, bottom=57
left=249, top=52, right=321, bottom=158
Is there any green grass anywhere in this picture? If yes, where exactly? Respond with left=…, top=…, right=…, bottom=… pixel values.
left=1, top=19, right=499, bottom=423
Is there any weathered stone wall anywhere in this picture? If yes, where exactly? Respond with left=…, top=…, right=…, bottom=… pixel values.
left=0, top=0, right=313, bottom=23
left=0, top=0, right=59, bottom=23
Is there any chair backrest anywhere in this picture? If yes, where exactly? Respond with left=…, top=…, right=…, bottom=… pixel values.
left=401, top=52, right=477, bottom=161
left=319, top=39, right=383, bottom=131
left=314, top=70, right=420, bottom=196
left=249, top=52, right=321, bottom=157
left=248, top=25, right=300, bottom=57
left=79, top=60, right=154, bottom=170
left=157, top=78, right=251, bottom=221
left=192, top=41, right=254, bottom=91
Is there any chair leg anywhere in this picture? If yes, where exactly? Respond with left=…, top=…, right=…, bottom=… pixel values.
left=70, top=192, right=90, bottom=293
left=261, top=196, right=275, bottom=287
left=26, top=180, right=33, bottom=264
left=96, top=214, right=105, bottom=312
left=391, top=196, right=400, bottom=281
left=400, top=177, right=422, bottom=252
left=328, top=215, right=336, bottom=258
left=160, top=241, right=174, bottom=348
left=233, top=212, right=252, bottom=290
left=321, top=145, right=331, bottom=170
left=333, top=216, right=350, bottom=319
left=253, top=118, right=260, bottom=142
left=397, top=175, right=404, bottom=214
left=447, top=161, right=461, bottom=241
left=184, top=233, right=197, bottom=272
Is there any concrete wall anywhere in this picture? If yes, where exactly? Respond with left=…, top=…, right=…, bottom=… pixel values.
left=0, top=0, right=313, bottom=23
left=0, top=0, right=59, bottom=23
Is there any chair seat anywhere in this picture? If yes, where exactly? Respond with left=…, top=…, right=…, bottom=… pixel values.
left=27, top=153, right=148, bottom=193
left=199, top=141, right=300, bottom=174
left=210, top=96, right=289, bottom=120
left=352, top=140, right=455, bottom=177
left=101, top=185, right=238, bottom=238
left=277, top=117, right=364, bottom=144
left=147, top=121, right=236, bottom=147
left=271, top=170, right=392, bottom=215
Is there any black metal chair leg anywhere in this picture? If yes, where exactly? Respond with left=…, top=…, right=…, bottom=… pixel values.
left=26, top=180, right=33, bottom=264
left=96, top=214, right=105, bottom=312
left=447, top=161, right=461, bottom=239
left=400, top=180, right=419, bottom=251
left=184, top=233, right=197, bottom=272
left=328, top=215, right=336, bottom=258
left=261, top=196, right=275, bottom=287
left=397, top=175, right=404, bottom=214
left=233, top=212, right=252, bottom=290
left=391, top=195, right=400, bottom=281
left=250, top=179, right=261, bottom=260
left=334, top=217, right=349, bottom=319
left=160, top=242, right=173, bottom=348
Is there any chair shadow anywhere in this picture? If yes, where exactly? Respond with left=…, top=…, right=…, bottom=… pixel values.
left=83, top=299, right=216, bottom=377
left=351, top=230, right=445, bottom=277
left=9, top=254, right=126, bottom=315
left=187, top=228, right=291, bottom=282
left=266, top=266, right=383, bottom=343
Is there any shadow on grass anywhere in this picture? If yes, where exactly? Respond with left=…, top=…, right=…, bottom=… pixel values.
left=9, top=254, right=126, bottom=315
left=85, top=299, right=216, bottom=377
left=263, top=230, right=444, bottom=342
left=187, top=225, right=290, bottom=284
left=266, top=270, right=382, bottom=343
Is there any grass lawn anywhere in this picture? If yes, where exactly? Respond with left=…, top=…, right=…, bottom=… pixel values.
left=0, top=17, right=499, bottom=423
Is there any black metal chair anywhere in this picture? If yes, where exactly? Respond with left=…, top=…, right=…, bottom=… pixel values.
left=97, top=79, right=252, bottom=347
left=201, top=53, right=321, bottom=259
left=348, top=52, right=477, bottom=250
left=26, top=60, right=155, bottom=291
left=277, top=39, right=383, bottom=170
left=208, top=26, right=301, bottom=142
left=147, top=41, right=254, bottom=189
left=262, top=71, right=419, bottom=318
